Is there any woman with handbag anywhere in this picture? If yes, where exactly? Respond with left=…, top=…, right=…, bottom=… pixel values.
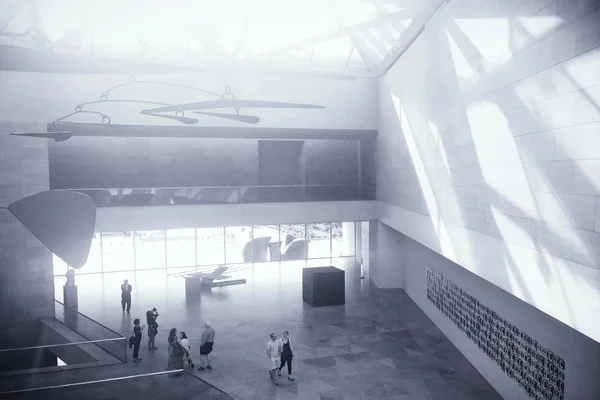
left=131, top=318, right=145, bottom=362
left=167, top=328, right=185, bottom=376
left=180, top=331, right=194, bottom=368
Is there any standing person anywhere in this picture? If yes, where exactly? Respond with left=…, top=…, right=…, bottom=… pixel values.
left=146, top=307, right=159, bottom=350
left=120, top=279, right=132, bottom=312
left=180, top=331, right=194, bottom=368
left=266, top=333, right=282, bottom=385
left=132, top=318, right=145, bottom=362
left=167, top=328, right=184, bottom=376
left=278, top=330, right=295, bottom=381
left=198, top=321, right=215, bottom=371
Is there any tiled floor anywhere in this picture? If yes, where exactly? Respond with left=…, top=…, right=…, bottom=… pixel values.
left=50, top=258, right=502, bottom=400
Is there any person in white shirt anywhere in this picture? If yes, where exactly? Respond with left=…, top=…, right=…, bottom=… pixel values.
left=198, top=321, right=215, bottom=371
left=266, top=333, right=282, bottom=385
left=179, top=331, right=194, bottom=368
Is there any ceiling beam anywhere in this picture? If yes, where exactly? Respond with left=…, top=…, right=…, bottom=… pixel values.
left=244, top=8, right=414, bottom=62
left=0, top=0, right=25, bottom=30
left=372, top=0, right=410, bottom=35
left=377, top=0, right=445, bottom=76
left=365, top=0, right=425, bottom=7
left=52, top=5, right=122, bottom=52
left=347, top=33, right=377, bottom=71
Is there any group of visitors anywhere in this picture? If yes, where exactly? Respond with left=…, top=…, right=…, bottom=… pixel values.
left=130, top=314, right=215, bottom=374
left=165, top=322, right=215, bottom=374
left=123, top=279, right=296, bottom=385
left=123, top=280, right=215, bottom=373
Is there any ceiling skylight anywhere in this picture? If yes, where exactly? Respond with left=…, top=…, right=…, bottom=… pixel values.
left=0, top=0, right=438, bottom=76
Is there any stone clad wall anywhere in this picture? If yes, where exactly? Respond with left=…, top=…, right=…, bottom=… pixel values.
left=377, top=0, right=600, bottom=343
left=0, top=124, right=54, bottom=348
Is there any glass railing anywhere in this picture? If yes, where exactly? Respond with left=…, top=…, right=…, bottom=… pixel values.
left=0, top=339, right=126, bottom=378
left=54, top=300, right=127, bottom=363
left=0, top=370, right=241, bottom=399
left=69, top=183, right=376, bottom=207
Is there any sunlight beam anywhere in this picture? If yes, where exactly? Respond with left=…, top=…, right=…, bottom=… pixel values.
left=391, top=93, right=456, bottom=260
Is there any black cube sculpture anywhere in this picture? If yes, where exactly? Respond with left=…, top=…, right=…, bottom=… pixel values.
left=302, top=266, right=345, bottom=307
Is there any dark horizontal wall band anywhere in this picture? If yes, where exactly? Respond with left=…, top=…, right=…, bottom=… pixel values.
left=427, top=267, right=565, bottom=400
left=47, top=122, right=377, bottom=140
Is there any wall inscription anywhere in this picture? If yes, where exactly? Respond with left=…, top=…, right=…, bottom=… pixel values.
left=426, top=267, right=565, bottom=400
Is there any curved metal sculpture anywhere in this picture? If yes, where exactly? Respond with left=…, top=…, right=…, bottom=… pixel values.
left=9, top=76, right=326, bottom=141
left=6, top=190, right=96, bottom=269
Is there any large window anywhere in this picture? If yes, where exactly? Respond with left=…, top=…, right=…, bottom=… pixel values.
left=331, top=222, right=355, bottom=257
left=307, top=223, right=331, bottom=259
left=279, top=224, right=307, bottom=261
left=252, top=225, right=279, bottom=262
left=225, top=226, right=252, bottom=265
left=166, top=228, right=196, bottom=269
left=82, top=233, right=103, bottom=274
left=135, top=230, right=166, bottom=270
left=52, top=221, right=360, bottom=276
left=102, top=232, right=134, bottom=272
left=196, top=227, right=225, bottom=266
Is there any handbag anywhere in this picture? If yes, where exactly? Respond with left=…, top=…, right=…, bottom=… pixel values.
left=129, top=328, right=135, bottom=348
left=172, top=341, right=184, bottom=357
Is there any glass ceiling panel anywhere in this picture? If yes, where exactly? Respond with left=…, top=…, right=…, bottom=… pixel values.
left=0, top=0, right=432, bottom=76
left=271, top=47, right=314, bottom=69
left=346, top=48, right=369, bottom=73
left=311, top=37, right=354, bottom=68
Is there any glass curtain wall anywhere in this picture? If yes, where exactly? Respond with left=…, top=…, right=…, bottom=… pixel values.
left=307, top=223, right=331, bottom=259
left=332, top=222, right=355, bottom=257
left=224, top=226, right=253, bottom=281
left=53, top=222, right=357, bottom=276
left=83, top=233, right=103, bottom=274
left=101, top=232, right=134, bottom=272
left=279, top=224, right=307, bottom=262
left=252, top=225, right=279, bottom=262
left=135, top=230, right=166, bottom=270
left=166, top=228, right=197, bottom=273
left=196, top=227, right=225, bottom=267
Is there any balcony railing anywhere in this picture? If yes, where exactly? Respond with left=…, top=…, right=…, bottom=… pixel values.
left=0, top=370, right=241, bottom=399
left=0, top=339, right=126, bottom=378
left=54, top=300, right=127, bottom=363
left=69, top=183, right=376, bottom=207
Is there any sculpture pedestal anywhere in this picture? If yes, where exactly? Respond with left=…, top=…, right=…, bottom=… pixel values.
left=185, top=277, right=203, bottom=296
left=302, top=266, right=345, bottom=307
left=63, top=285, right=78, bottom=309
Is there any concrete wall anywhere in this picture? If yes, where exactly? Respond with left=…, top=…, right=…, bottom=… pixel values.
left=94, top=200, right=378, bottom=232
left=370, top=222, right=406, bottom=288
left=0, top=125, right=54, bottom=348
left=0, top=71, right=377, bottom=130
left=377, top=0, right=600, bottom=343
left=354, top=221, right=372, bottom=280
left=393, top=228, right=600, bottom=400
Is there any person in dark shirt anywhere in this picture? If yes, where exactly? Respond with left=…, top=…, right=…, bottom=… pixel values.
left=146, top=307, right=159, bottom=350
left=132, top=318, right=145, bottom=362
left=278, top=330, right=294, bottom=381
left=121, top=279, right=132, bottom=312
